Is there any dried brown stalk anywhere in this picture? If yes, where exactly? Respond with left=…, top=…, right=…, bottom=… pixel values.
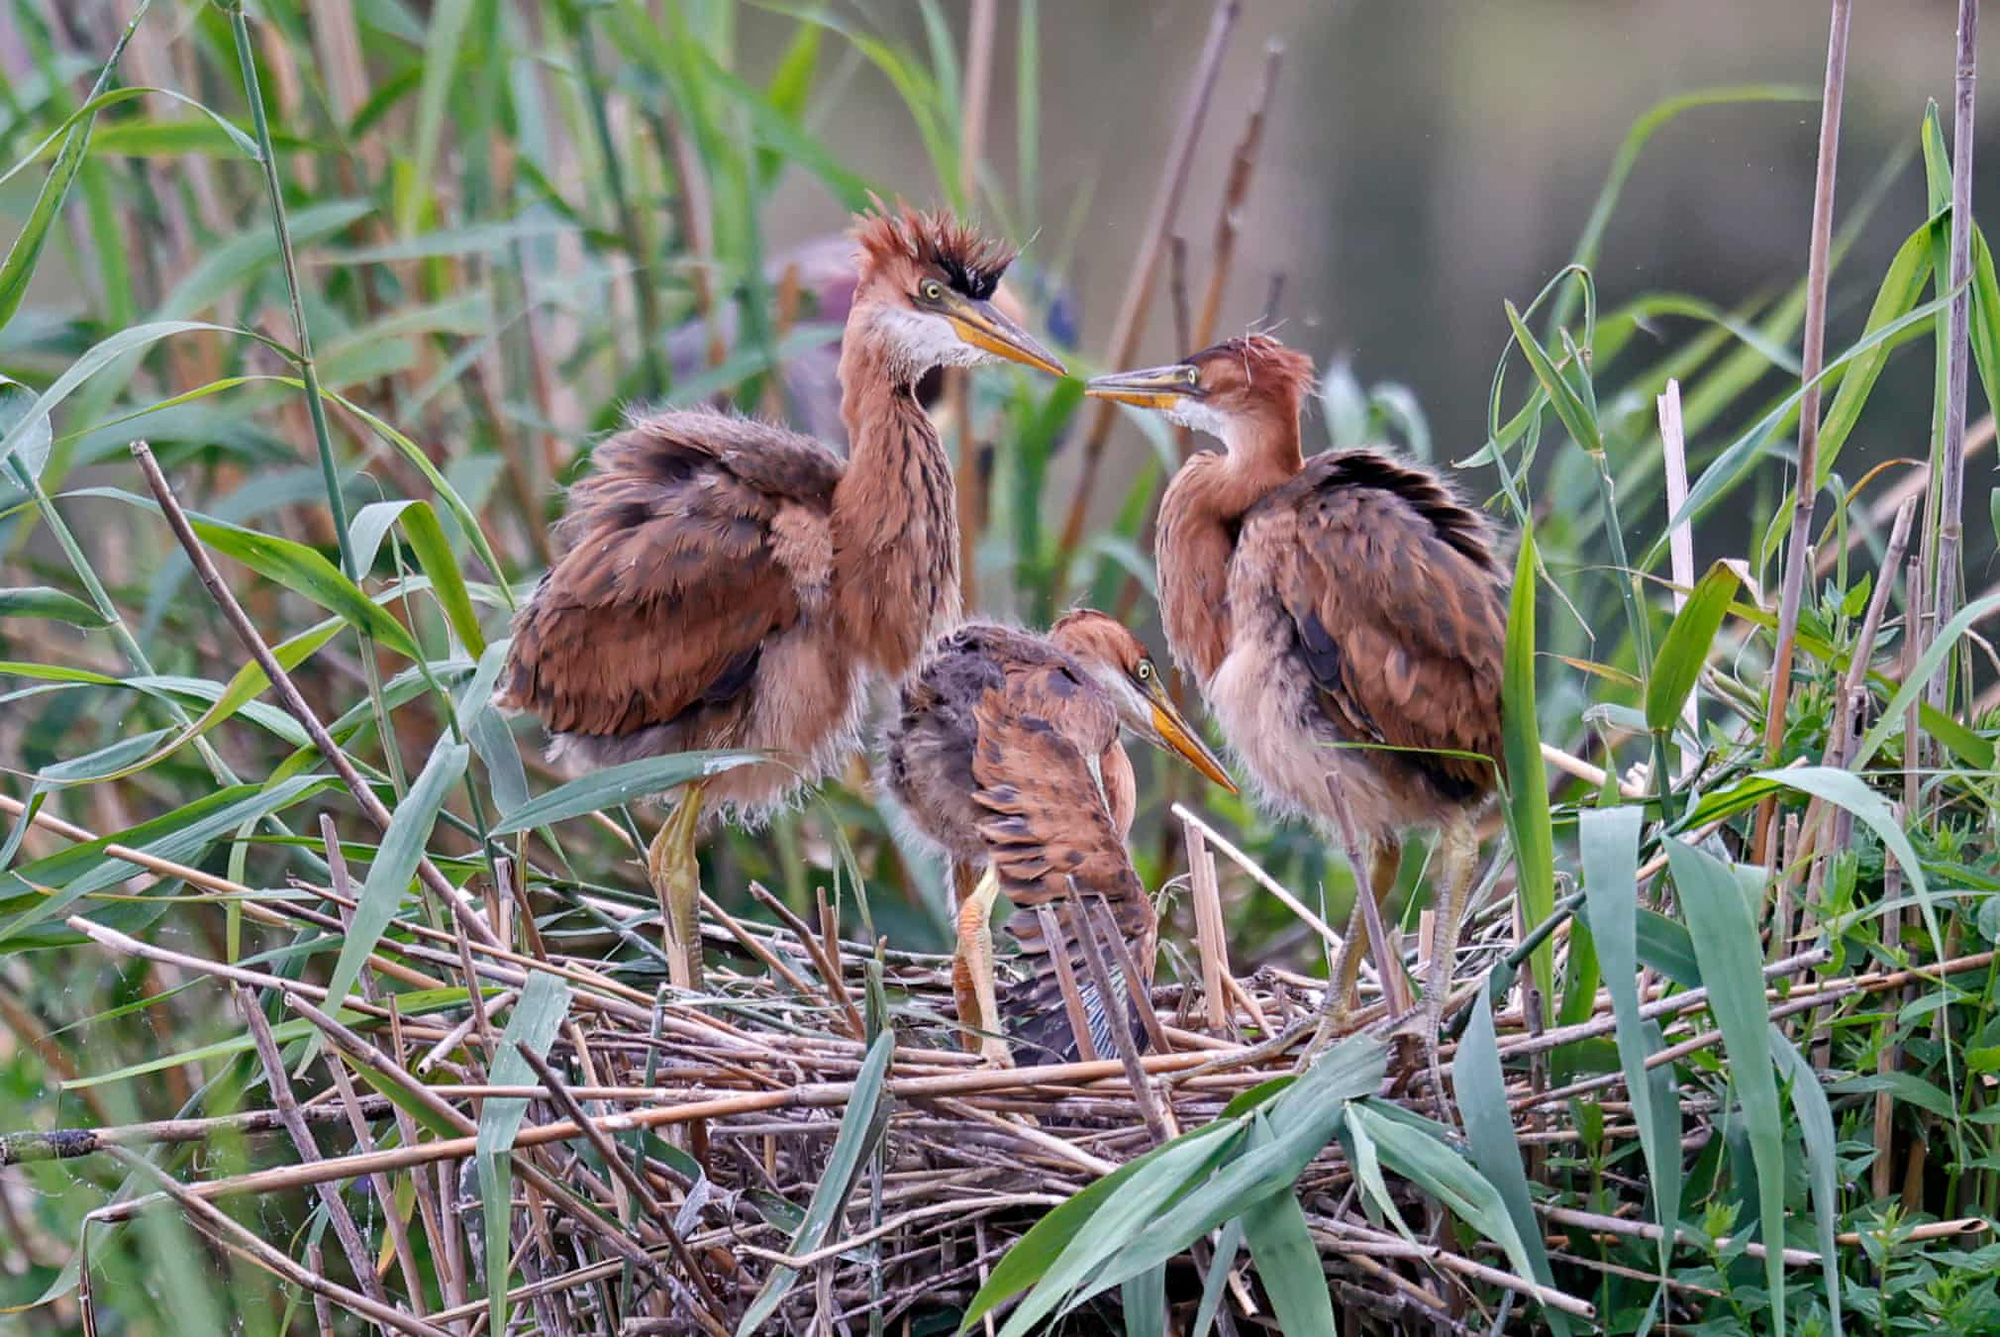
left=101, top=1147, right=449, bottom=1337
left=1056, top=0, right=1243, bottom=564
left=235, top=984, right=387, bottom=1307
left=1928, top=0, right=1981, bottom=702
left=1757, top=0, right=1852, bottom=869
left=129, top=441, right=501, bottom=951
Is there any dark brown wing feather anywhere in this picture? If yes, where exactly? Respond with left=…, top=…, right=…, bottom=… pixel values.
left=1270, top=449, right=1508, bottom=800
left=883, top=623, right=1073, bottom=864
left=498, top=409, right=843, bottom=740
left=968, top=668, right=1153, bottom=1061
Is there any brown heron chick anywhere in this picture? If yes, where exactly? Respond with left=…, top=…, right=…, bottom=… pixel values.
left=884, top=611, right=1235, bottom=1064
left=499, top=204, right=1064, bottom=992
left=1086, top=335, right=1507, bottom=1060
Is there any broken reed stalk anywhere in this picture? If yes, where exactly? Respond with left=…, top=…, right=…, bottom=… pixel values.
left=1657, top=380, right=1698, bottom=758
left=1928, top=0, right=1980, bottom=710
left=1036, top=902, right=1101, bottom=1062
left=128, top=441, right=500, bottom=950
left=1756, top=0, right=1852, bottom=870
left=1065, top=879, right=1173, bottom=1145
left=0, top=1101, right=385, bottom=1167
left=1172, top=802, right=1348, bottom=958
left=1185, top=817, right=1232, bottom=1029
left=1056, top=0, right=1242, bottom=565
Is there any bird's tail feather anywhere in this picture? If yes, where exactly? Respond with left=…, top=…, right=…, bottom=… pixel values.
left=1003, top=898, right=1149, bottom=1064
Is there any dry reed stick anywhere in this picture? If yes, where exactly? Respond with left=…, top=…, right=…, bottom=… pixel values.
left=1065, top=881, right=1172, bottom=1146
left=1056, top=0, right=1242, bottom=564
left=101, top=1148, right=450, bottom=1337
left=128, top=441, right=500, bottom=950
left=513, top=1042, right=729, bottom=1333
left=234, top=983, right=388, bottom=1307
left=1928, top=0, right=1981, bottom=702
left=1185, top=819, right=1232, bottom=1029
left=1172, top=803, right=1348, bottom=959
left=1757, top=0, right=1852, bottom=869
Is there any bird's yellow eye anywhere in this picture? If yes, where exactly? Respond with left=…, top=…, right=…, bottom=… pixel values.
left=1136, top=661, right=1153, bottom=681
left=1183, top=366, right=1200, bottom=385
left=920, top=280, right=944, bottom=303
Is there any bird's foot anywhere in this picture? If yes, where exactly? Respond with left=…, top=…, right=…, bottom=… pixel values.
left=1291, top=997, right=1360, bottom=1072
left=1386, top=1003, right=1455, bottom=1127
left=976, top=1037, right=1016, bottom=1069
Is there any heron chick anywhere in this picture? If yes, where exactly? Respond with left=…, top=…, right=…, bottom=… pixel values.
left=499, top=204, right=1064, bottom=992
left=884, top=611, right=1235, bottom=1065
left=1087, top=335, right=1507, bottom=1072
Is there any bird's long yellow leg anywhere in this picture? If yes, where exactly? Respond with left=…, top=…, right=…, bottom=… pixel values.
left=647, top=781, right=708, bottom=993
left=949, top=864, right=1012, bottom=1067
left=1411, top=816, right=1480, bottom=1114
left=1306, top=839, right=1401, bottom=1059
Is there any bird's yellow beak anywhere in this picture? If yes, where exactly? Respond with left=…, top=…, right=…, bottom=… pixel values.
left=1138, top=678, right=1236, bottom=793
left=945, top=295, right=1067, bottom=378
left=1084, top=363, right=1199, bottom=410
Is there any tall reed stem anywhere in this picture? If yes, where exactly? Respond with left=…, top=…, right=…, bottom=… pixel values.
left=1755, top=0, right=1851, bottom=868
left=1928, top=0, right=1980, bottom=712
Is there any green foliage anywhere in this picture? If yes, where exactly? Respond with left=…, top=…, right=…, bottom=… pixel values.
left=3, top=5, right=1998, bottom=1335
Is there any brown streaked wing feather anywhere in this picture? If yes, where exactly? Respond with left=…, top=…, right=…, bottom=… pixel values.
left=1275, top=449, right=1508, bottom=796
left=499, top=410, right=842, bottom=738
left=968, top=663, right=1130, bottom=907
left=967, top=668, right=1154, bottom=1060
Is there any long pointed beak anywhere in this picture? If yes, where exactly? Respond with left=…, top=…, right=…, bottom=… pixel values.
left=1139, top=682, right=1236, bottom=793
left=946, top=297, right=1066, bottom=377
left=1084, top=363, right=1198, bottom=409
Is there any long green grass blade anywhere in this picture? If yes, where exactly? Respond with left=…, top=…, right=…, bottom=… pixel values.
left=322, top=737, right=469, bottom=1007
left=0, top=776, right=331, bottom=948
left=958, top=1119, right=1243, bottom=1333
left=1239, top=1181, right=1334, bottom=1337
left=1774, top=1030, right=1844, bottom=1337
left=0, top=585, right=107, bottom=626
left=487, top=751, right=764, bottom=835
left=1501, top=528, right=1556, bottom=1012
left=0, top=14, right=149, bottom=328
left=1645, top=560, right=1742, bottom=732
left=1581, top=805, right=1681, bottom=1278
left=1665, top=837, right=1785, bottom=1333
left=478, top=969, right=572, bottom=1336
left=1349, top=1101, right=1541, bottom=1292
left=1454, top=989, right=1569, bottom=1335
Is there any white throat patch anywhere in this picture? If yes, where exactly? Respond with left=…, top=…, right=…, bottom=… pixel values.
left=876, top=308, right=985, bottom=379
left=1165, top=399, right=1229, bottom=441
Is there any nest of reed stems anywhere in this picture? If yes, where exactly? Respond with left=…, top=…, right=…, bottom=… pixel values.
left=12, top=791, right=1994, bottom=1337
